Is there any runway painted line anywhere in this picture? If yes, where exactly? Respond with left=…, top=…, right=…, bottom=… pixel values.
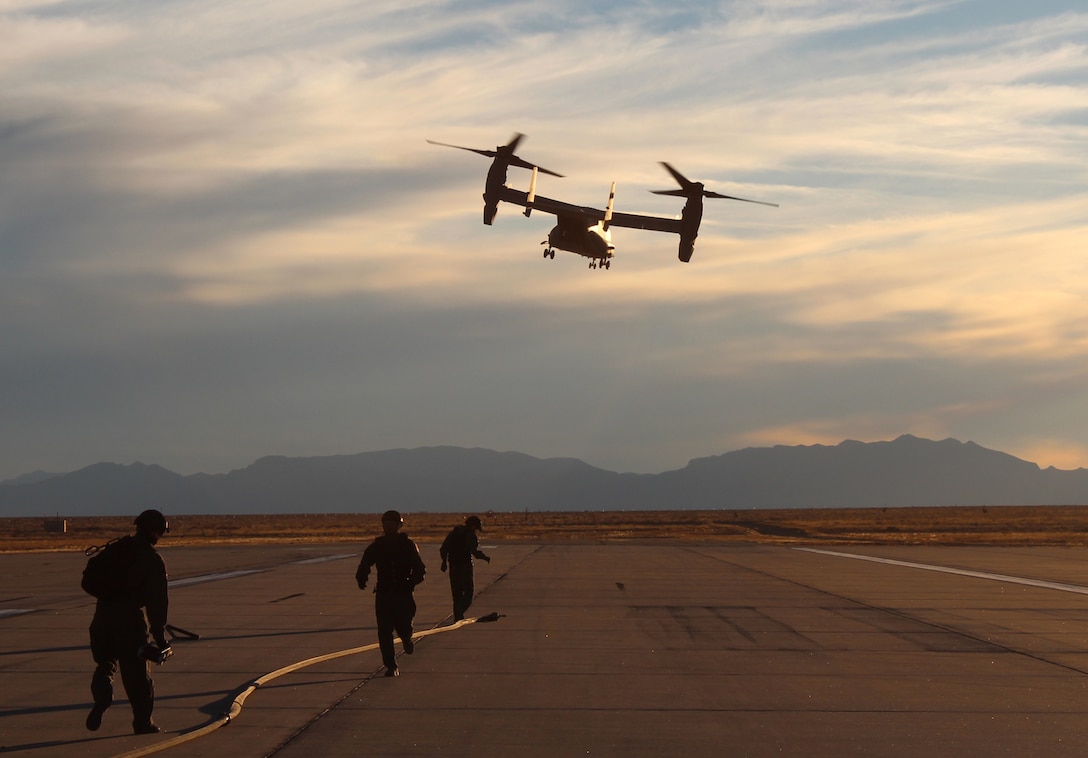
left=292, top=553, right=357, bottom=565
left=796, top=547, right=1088, bottom=596
left=169, top=569, right=263, bottom=588
left=170, top=553, right=358, bottom=587
left=0, top=609, right=34, bottom=619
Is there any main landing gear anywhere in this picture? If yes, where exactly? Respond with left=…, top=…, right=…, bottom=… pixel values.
left=539, top=244, right=611, bottom=270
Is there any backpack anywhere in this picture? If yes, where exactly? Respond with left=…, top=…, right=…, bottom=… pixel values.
left=81, top=536, right=137, bottom=600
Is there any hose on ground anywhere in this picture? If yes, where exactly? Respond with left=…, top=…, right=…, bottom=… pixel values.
left=112, top=613, right=502, bottom=758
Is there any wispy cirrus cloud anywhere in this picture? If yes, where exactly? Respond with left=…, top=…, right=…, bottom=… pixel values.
left=2, top=0, right=1088, bottom=479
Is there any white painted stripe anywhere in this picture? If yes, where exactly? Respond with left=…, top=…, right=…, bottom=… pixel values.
left=169, top=569, right=262, bottom=588
left=171, top=552, right=361, bottom=587
left=293, top=553, right=356, bottom=565
left=796, top=547, right=1088, bottom=596
left=0, top=609, right=34, bottom=619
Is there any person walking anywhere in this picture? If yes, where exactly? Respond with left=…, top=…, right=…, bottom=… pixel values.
left=355, top=510, right=426, bottom=677
left=82, top=509, right=172, bottom=735
left=440, top=515, right=490, bottom=621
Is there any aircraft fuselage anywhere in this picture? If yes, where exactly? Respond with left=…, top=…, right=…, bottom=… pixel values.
left=544, top=216, right=614, bottom=269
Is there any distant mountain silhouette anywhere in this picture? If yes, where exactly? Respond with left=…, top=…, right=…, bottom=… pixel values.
left=3, top=435, right=1088, bottom=517
left=0, top=470, right=61, bottom=487
left=0, top=462, right=210, bottom=517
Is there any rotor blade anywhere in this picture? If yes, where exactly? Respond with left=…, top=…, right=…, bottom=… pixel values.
left=659, top=162, right=778, bottom=206
left=426, top=140, right=497, bottom=158
left=509, top=156, right=564, bottom=177
left=660, top=162, right=695, bottom=190
left=704, top=191, right=779, bottom=207
left=505, top=133, right=525, bottom=152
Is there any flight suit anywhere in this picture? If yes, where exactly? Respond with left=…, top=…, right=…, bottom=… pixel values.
left=440, top=525, right=489, bottom=621
left=88, top=535, right=169, bottom=731
left=356, top=532, right=426, bottom=671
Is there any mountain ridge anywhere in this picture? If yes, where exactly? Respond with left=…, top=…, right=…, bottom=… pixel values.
left=3, top=435, right=1087, bottom=517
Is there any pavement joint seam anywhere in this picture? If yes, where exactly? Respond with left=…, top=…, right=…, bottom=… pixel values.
left=685, top=545, right=1088, bottom=678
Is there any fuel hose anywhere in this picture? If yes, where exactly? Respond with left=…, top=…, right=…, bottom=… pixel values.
left=112, top=613, right=502, bottom=758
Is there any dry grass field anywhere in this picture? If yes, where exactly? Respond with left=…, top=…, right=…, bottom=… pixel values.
left=4, top=505, right=1088, bottom=553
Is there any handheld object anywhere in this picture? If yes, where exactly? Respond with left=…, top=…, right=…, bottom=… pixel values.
left=139, top=643, right=174, bottom=664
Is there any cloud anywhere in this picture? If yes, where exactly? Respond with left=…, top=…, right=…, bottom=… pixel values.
left=0, top=11, right=129, bottom=75
left=2, top=0, right=1088, bottom=479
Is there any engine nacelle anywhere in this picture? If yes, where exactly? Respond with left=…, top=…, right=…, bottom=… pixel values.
left=678, top=236, right=696, bottom=263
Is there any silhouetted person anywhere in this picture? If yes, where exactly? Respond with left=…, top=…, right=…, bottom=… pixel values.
left=440, top=515, right=490, bottom=621
left=356, top=510, right=426, bottom=677
left=83, top=509, right=172, bottom=735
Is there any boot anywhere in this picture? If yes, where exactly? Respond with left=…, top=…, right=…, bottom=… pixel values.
left=85, top=672, right=113, bottom=731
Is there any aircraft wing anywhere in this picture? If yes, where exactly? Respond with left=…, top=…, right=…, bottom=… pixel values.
left=605, top=210, right=682, bottom=234
left=499, top=187, right=682, bottom=234
left=499, top=187, right=600, bottom=220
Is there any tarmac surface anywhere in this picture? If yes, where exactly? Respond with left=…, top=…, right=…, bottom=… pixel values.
left=4, top=540, right=1088, bottom=757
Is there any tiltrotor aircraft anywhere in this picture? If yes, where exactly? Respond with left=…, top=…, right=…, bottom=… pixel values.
left=428, top=133, right=777, bottom=269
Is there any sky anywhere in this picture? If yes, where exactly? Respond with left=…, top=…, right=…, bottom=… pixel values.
left=2, top=0, right=1087, bottom=481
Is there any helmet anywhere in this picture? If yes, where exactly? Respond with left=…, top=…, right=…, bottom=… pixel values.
left=465, top=515, right=483, bottom=532
left=381, top=510, right=404, bottom=525
left=134, top=509, right=169, bottom=534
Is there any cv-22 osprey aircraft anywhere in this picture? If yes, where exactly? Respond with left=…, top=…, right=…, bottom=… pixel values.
left=428, top=133, right=777, bottom=269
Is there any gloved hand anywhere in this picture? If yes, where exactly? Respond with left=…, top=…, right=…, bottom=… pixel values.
left=483, top=555, right=491, bottom=564
left=440, top=560, right=447, bottom=573
left=357, top=580, right=367, bottom=590
left=139, top=643, right=173, bottom=664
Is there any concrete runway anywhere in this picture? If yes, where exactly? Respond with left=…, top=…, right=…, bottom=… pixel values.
left=4, top=540, right=1088, bottom=757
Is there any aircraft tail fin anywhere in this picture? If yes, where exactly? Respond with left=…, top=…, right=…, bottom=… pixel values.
left=524, top=166, right=538, bottom=217
left=603, top=182, right=616, bottom=232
